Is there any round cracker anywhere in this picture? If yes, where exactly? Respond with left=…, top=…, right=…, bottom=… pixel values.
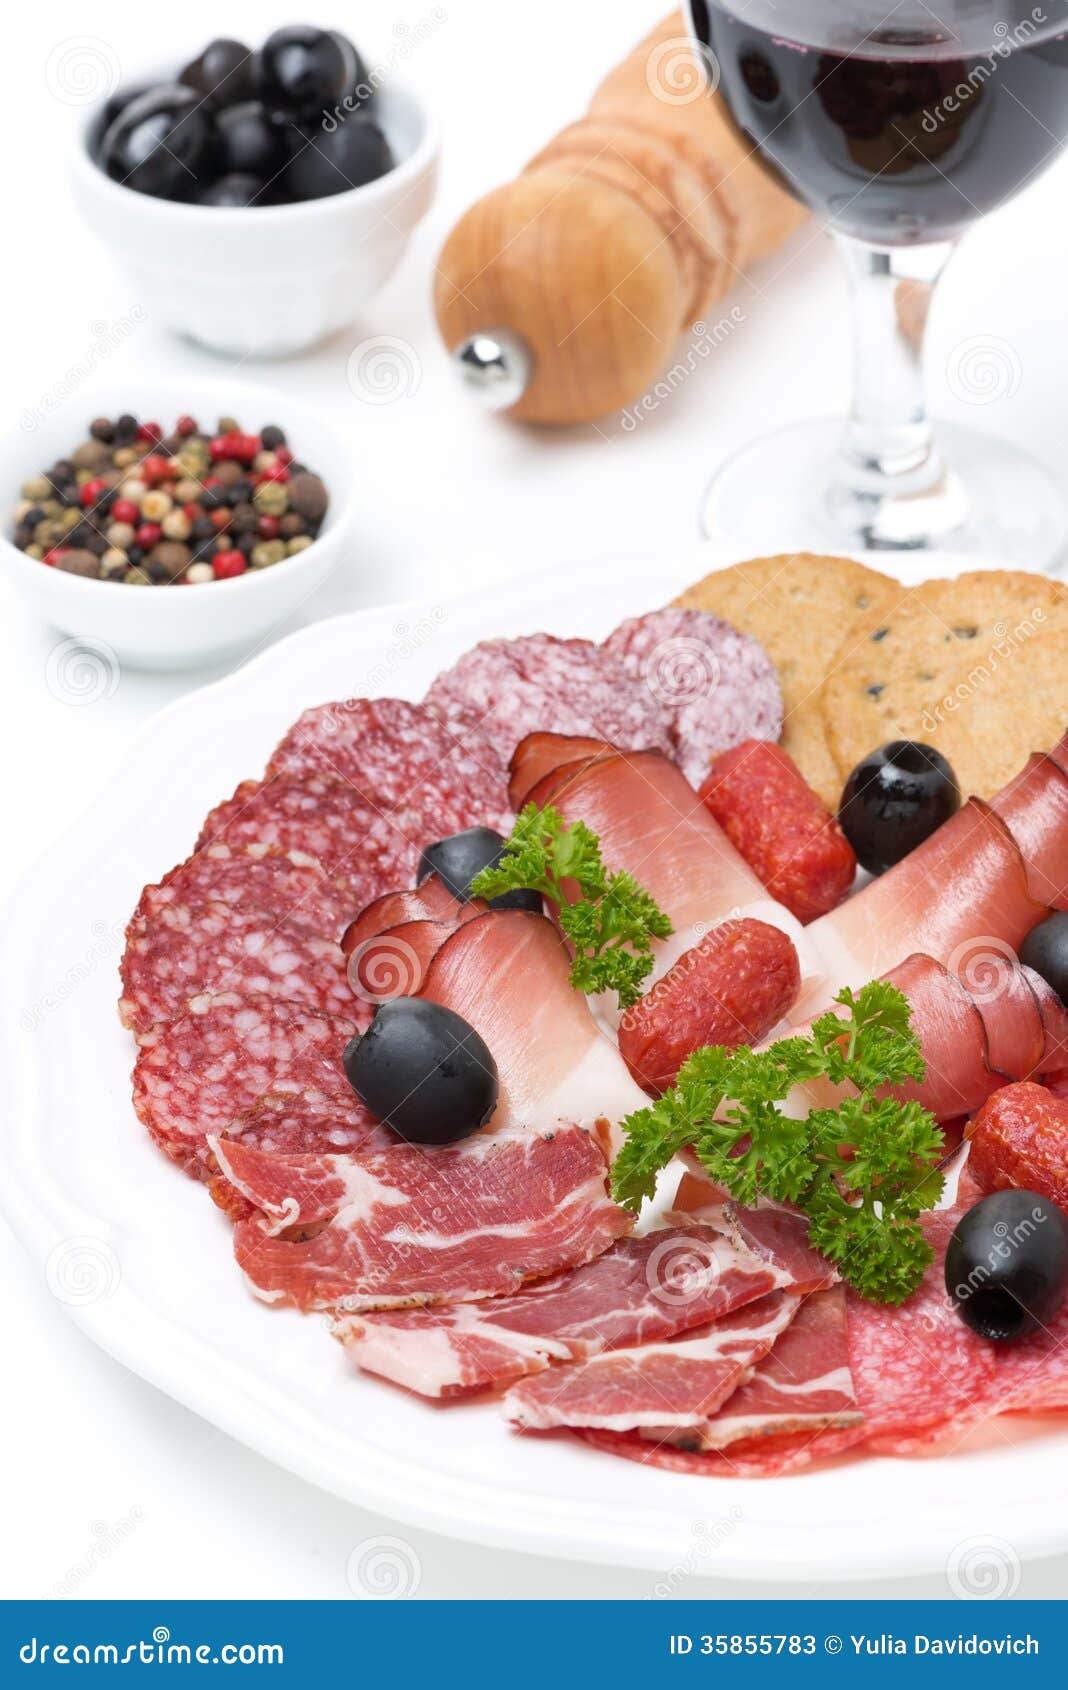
left=918, top=625, right=1067, bottom=798
left=673, top=552, right=900, bottom=806
left=821, top=569, right=1068, bottom=785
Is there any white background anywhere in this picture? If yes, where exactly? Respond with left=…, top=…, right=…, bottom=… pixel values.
left=2, top=0, right=1068, bottom=1601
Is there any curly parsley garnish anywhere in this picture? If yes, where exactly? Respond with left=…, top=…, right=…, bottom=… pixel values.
left=469, top=802, right=673, bottom=1010
left=611, top=979, right=945, bottom=1304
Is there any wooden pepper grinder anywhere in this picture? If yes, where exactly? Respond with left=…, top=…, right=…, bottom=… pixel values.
left=434, top=11, right=806, bottom=425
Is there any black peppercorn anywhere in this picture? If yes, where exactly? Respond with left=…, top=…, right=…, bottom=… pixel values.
left=260, top=425, right=286, bottom=450
left=90, top=417, right=116, bottom=443
left=192, top=516, right=216, bottom=541
left=114, top=414, right=139, bottom=445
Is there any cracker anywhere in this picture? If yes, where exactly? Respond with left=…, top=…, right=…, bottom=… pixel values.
left=673, top=553, right=900, bottom=806
left=821, top=569, right=1068, bottom=790
left=921, top=627, right=1067, bottom=798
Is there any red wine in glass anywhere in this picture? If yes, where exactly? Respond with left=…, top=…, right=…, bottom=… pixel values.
left=685, top=0, right=1068, bottom=563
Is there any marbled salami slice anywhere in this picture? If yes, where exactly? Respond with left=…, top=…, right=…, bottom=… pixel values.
left=119, top=901, right=358, bottom=1034
left=267, top=697, right=510, bottom=831
left=580, top=1422, right=866, bottom=1477
left=197, top=775, right=432, bottom=907
left=424, top=635, right=674, bottom=771
left=130, top=844, right=353, bottom=943
left=604, top=607, right=783, bottom=789
left=132, top=991, right=361, bottom=1174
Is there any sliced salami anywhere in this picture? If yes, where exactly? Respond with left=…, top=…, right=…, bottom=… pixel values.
left=119, top=900, right=359, bottom=1034
left=132, top=991, right=361, bottom=1173
left=424, top=635, right=674, bottom=771
left=197, top=775, right=434, bottom=907
left=580, top=1422, right=866, bottom=1477
left=130, top=844, right=353, bottom=943
left=604, top=607, right=783, bottom=790
left=267, top=697, right=510, bottom=831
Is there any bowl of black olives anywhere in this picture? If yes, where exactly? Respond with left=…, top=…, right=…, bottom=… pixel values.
left=73, top=27, right=438, bottom=356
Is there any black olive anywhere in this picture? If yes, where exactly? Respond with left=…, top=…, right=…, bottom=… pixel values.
left=213, top=101, right=286, bottom=180
left=280, top=115, right=393, bottom=200
left=1020, top=912, right=1068, bottom=1006
left=196, top=172, right=270, bottom=208
left=92, top=82, right=155, bottom=159
left=838, top=740, right=960, bottom=875
left=417, top=827, right=542, bottom=913
left=180, top=39, right=258, bottom=108
left=260, top=26, right=348, bottom=114
left=331, top=30, right=372, bottom=108
left=945, top=1189, right=1068, bottom=1341
left=344, top=998, right=499, bottom=1146
left=101, top=86, right=215, bottom=199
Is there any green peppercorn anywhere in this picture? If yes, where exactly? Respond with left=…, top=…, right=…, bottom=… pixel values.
left=21, top=475, right=51, bottom=501
left=286, top=534, right=314, bottom=555
left=250, top=539, right=287, bottom=569
left=253, top=480, right=289, bottom=517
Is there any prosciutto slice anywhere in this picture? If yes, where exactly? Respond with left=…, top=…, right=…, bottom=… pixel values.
left=509, top=732, right=615, bottom=811
left=341, top=875, right=473, bottom=959
left=517, top=743, right=808, bottom=1010
left=506, top=1291, right=801, bottom=1432
left=331, top=1222, right=792, bottom=1399
left=988, top=739, right=1068, bottom=910
left=348, top=915, right=479, bottom=1003
left=418, top=910, right=649, bottom=1142
left=223, top=1122, right=629, bottom=1311
left=645, top=1286, right=861, bottom=1450
left=796, top=798, right=1049, bottom=1022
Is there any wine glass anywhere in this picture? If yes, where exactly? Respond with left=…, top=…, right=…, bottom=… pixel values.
left=686, top=0, right=1068, bottom=565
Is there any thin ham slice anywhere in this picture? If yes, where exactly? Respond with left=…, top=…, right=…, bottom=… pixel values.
left=670, top=1168, right=837, bottom=1293
left=224, top=1122, right=629, bottom=1311
left=517, top=744, right=808, bottom=1017
left=796, top=798, right=1048, bottom=1022
left=347, top=914, right=479, bottom=1003
left=506, top=1291, right=801, bottom=1432
left=341, top=875, right=473, bottom=959
left=331, top=1221, right=792, bottom=1399
left=988, top=740, right=1068, bottom=910
left=509, top=732, right=616, bottom=811
left=418, top=910, right=649, bottom=1143
left=581, top=1421, right=865, bottom=1477
left=645, top=1286, right=861, bottom=1450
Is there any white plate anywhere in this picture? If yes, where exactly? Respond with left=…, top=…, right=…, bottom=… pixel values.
left=5, top=546, right=1065, bottom=1584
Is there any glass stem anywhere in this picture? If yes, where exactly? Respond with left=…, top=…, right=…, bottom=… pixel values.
left=830, top=234, right=964, bottom=548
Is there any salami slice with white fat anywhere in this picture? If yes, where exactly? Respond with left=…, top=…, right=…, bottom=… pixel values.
left=132, top=991, right=363, bottom=1174
left=130, top=844, right=353, bottom=943
left=197, top=775, right=430, bottom=907
left=424, top=634, right=674, bottom=771
left=267, top=697, right=510, bottom=831
left=119, top=901, right=359, bottom=1034
left=604, top=607, right=783, bottom=789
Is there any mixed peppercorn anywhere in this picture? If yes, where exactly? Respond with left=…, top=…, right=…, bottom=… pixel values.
left=10, top=414, right=329, bottom=584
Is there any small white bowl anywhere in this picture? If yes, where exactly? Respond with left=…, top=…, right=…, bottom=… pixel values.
left=2, top=378, right=356, bottom=671
left=72, top=80, right=438, bottom=358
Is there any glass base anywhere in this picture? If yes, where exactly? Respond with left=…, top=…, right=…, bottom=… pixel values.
left=698, top=418, right=1068, bottom=574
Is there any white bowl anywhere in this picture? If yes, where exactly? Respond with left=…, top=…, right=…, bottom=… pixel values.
left=1, top=378, right=356, bottom=671
left=72, top=81, right=438, bottom=358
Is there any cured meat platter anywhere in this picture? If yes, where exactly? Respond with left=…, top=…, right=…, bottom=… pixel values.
left=5, top=548, right=1068, bottom=1583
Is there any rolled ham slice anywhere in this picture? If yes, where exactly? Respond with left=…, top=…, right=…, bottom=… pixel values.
left=419, top=910, right=649, bottom=1143
left=341, top=875, right=474, bottom=959
left=796, top=797, right=1049, bottom=1023
left=988, top=738, right=1068, bottom=910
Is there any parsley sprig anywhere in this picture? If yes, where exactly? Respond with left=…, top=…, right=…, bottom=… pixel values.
left=469, top=803, right=673, bottom=1010
left=611, top=980, right=945, bottom=1304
